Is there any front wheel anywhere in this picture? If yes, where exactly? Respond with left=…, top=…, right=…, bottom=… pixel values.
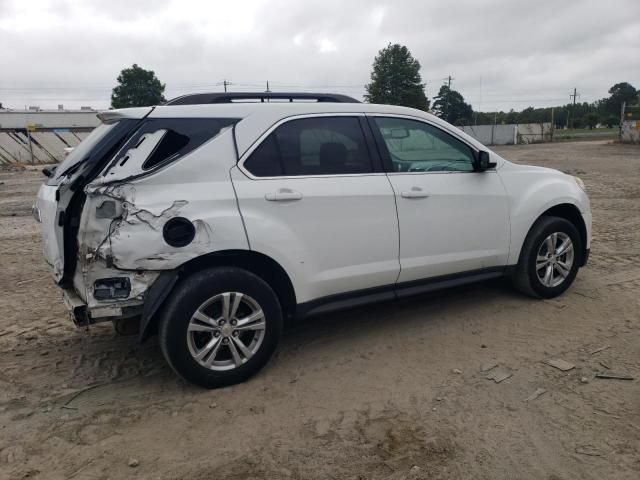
left=159, top=267, right=282, bottom=388
left=512, top=216, right=582, bottom=298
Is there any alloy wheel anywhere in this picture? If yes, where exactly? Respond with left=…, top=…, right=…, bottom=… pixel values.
left=535, top=232, right=575, bottom=288
left=187, top=292, right=266, bottom=371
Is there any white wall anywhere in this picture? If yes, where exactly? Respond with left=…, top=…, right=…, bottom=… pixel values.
left=0, top=111, right=100, bottom=129
left=0, top=110, right=99, bottom=163
left=517, top=123, right=553, bottom=144
left=460, top=123, right=553, bottom=145
left=0, top=130, right=87, bottom=164
left=459, top=125, right=516, bottom=145
left=621, top=121, right=640, bottom=143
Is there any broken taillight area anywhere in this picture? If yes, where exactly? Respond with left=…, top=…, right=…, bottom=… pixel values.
left=93, top=277, right=131, bottom=301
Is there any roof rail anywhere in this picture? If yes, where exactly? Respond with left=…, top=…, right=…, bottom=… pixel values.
left=165, top=92, right=361, bottom=105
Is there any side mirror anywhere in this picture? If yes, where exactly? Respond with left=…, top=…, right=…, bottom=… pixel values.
left=475, top=151, right=496, bottom=171
left=390, top=127, right=410, bottom=139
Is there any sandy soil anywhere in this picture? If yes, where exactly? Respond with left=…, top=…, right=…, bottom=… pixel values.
left=0, top=140, right=638, bottom=480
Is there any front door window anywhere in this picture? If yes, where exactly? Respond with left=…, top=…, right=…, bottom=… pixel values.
left=374, top=117, right=475, bottom=173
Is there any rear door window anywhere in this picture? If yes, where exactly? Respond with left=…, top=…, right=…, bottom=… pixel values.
left=244, top=116, right=373, bottom=177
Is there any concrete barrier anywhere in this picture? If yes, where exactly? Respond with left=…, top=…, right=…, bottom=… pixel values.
left=460, top=125, right=516, bottom=145
left=460, top=123, right=553, bottom=145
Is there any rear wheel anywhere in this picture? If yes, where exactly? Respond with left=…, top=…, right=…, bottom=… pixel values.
left=159, top=267, right=282, bottom=388
left=512, top=216, right=582, bottom=298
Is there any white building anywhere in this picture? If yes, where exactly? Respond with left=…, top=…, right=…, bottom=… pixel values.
left=0, top=107, right=100, bottom=164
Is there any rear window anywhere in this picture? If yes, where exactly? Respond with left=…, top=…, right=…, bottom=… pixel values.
left=52, top=122, right=116, bottom=180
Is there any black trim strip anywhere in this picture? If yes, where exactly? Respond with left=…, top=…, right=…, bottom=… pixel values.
left=139, top=270, right=179, bottom=342
left=296, top=267, right=506, bottom=319
left=581, top=248, right=590, bottom=267
left=166, top=92, right=360, bottom=105
left=358, top=116, right=384, bottom=173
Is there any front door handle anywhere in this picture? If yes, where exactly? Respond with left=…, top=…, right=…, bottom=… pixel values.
left=265, top=188, right=303, bottom=202
left=401, top=187, right=430, bottom=199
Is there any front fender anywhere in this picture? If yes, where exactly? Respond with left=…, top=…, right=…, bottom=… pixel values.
left=499, top=164, right=590, bottom=265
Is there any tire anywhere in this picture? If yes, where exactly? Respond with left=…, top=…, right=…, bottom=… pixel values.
left=159, top=267, right=283, bottom=388
left=512, top=216, right=582, bottom=299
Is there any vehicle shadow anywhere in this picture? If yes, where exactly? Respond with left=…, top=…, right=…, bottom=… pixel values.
left=12, top=277, right=530, bottom=410
left=282, top=276, right=521, bottom=341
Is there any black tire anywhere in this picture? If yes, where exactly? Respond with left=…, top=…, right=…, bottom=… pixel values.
left=512, top=216, right=582, bottom=299
left=159, top=267, right=282, bottom=388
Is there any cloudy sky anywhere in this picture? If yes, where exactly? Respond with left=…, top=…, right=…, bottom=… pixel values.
left=1, top=0, right=639, bottom=111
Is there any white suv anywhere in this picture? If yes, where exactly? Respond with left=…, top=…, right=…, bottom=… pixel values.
left=34, top=92, right=591, bottom=388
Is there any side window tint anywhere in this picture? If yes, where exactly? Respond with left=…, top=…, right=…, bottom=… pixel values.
left=243, top=133, right=283, bottom=177
left=105, top=118, right=239, bottom=175
left=244, top=117, right=373, bottom=177
left=144, top=130, right=190, bottom=169
left=374, top=117, right=475, bottom=172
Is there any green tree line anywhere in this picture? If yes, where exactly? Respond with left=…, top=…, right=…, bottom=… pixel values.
left=108, top=47, right=638, bottom=129
left=366, top=44, right=639, bottom=127
left=474, top=82, right=637, bottom=128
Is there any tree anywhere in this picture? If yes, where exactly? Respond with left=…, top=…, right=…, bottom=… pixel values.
left=365, top=44, right=429, bottom=110
left=111, top=64, right=166, bottom=108
left=582, top=112, right=599, bottom=129
left=432, top=85, right=473, bottom=125
left=603, top=115, right=619, bottom=128
left=603, top=82, right=637, bottom=116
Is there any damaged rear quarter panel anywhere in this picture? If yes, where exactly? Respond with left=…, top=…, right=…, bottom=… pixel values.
left=75, top=128, right=249, bottom=308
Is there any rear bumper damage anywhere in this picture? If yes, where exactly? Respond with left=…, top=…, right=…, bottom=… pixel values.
left=62, top=269, right=179, bottom=344
left=63, top=285, right=145, bottom=327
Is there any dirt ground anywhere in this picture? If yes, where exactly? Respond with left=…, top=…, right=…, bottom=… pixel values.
left=0, top=140, right=638, bottom=480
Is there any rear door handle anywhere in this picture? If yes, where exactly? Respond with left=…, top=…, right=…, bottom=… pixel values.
left=265, top=188, right=303, bottom=201
left=401, top=187, right=430, bottom=199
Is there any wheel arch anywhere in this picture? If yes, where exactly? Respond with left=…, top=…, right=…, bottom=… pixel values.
left=517, top=203, right=588, bottom=267
left=139, top=249, right=297, bottom=342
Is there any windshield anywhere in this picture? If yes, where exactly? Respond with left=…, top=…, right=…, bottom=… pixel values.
left=52, top=122, right=117, bottom=181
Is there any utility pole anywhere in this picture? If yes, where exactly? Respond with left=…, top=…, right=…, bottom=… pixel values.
left=491, top=111, right=497, bottom=145
left=443, top=75, right=454, bottom=120
left=476, top=75, right=482, bottom=125
left=569, top=87, right=579, bottom=129
left=551, top=107, right=554, bottom=142
left=265, top=80, right=271, bottom=93
left=223, top=80, right=230, bottom=92
left=620, top=101, right=626, bottom=140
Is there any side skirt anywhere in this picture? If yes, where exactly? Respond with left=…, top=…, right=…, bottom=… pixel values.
left=296, top=267, right=508, bottom=319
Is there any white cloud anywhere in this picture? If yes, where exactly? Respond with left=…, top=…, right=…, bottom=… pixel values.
left=317, top=37, right=337, bottom=53
left=0, top=0, right=638, bottom=110
left=370, top=6, right=386, bottom=28
left=293, top=33, right=304, bottom=46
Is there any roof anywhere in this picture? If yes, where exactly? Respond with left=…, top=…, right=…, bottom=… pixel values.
left=147, top=101, right=429, bottom=118
left=102, top=101, right=433, bottom=121
left=100, top=101, right=487, bottom=157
